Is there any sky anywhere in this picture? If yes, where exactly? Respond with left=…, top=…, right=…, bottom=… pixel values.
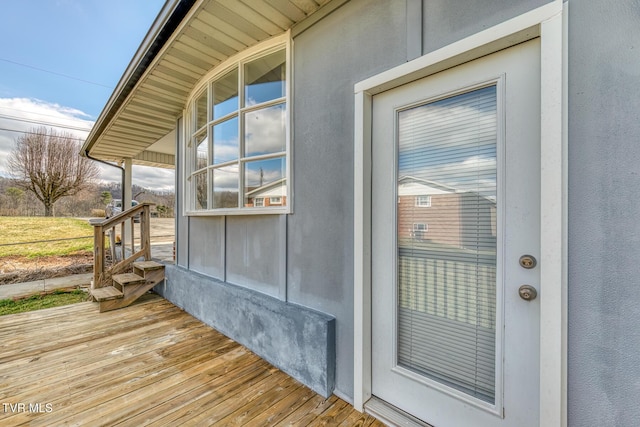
left=0, top=0, right=175, bottom=192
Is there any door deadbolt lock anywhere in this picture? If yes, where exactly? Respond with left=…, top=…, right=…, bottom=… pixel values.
left=519, top=255, right=537, bottom=269
left=519, top=285, right=538, bottom=301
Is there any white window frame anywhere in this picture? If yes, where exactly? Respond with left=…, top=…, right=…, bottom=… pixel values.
left=269, top=196, right=282, bottom=205
left=412, top=223, right=428, bottom=231
left=254, top=197, right=264, bottom=207
left=353, top=4, right=567, bottom=427
left=415, top=195, right=432, bottom=207
left=182, top=32, right=292, bottom=216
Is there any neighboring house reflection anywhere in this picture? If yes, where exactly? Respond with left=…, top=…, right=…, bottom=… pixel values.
left=245, top=179, right=287, bottom=208
left=397, top=176, right=496, bottom=251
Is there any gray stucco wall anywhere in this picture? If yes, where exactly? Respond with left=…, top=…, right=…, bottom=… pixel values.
left=289, top=0, right=407, bottom=398
left=568, top=1, right=640, bottom=425
left=421, top=0, right=551, bottom=54
left=169, top=0, right=568, bottom=404
left=175, top=117, right=188, bottom=268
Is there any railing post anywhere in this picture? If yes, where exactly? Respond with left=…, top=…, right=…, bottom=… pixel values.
left=129, top=218, right=135, bottom=257
left=90, top=203, right=154, bottom=289
left=93, top=222, right=104, bottom=289
left=141, top=205, right=151, bottom=261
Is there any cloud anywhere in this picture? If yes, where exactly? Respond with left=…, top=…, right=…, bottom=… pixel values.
left=131, top=165, right=175, bottom=193
left=244, top=104, right=286, bottom=156
left=0, top=97, right=175, bottom=193
left=398, top=88, right=498, bottom=196
left=406, top=155, right=497, bottom=196
left=0, top=97, right=92, bottom=177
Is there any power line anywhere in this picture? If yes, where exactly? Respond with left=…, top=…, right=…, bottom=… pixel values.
left=0, top=105, right=93, bottom=122
left=0, top=127, right=86, bottom=142
left=0, top=57, right=113, bottom=89
left=0, top=114, right=92, bottom=132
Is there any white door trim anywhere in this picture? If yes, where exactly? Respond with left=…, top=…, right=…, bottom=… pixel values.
left=353, top=2, right=567, bottom=427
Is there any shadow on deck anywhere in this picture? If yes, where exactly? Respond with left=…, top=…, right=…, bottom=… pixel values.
left=0, top=294, right=383, bottom=426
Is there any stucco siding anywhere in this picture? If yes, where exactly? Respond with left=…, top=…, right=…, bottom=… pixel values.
left=226, top=215, right=286, bottom=298
left=289, top=0, right=407, bottom=398
left=175, top=117, right=188, bottom=269
left=188, top=216, right=225, bottom=280
left=421, top=0, right=553, bottom=54
left=567, top=1, right=640, bottom=425
left=168, top=0, right=594, bottom=405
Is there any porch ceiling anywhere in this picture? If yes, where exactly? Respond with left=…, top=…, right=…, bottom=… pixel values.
left=83, top=0, right=342, bottom=168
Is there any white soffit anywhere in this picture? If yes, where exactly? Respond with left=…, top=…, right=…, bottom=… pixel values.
left=86, top=0, right=338, bottom=164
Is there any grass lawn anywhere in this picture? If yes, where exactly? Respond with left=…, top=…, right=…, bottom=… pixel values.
left=0, top=289, right=89, bottom=315
left=0, top=217, right=94, bottom=257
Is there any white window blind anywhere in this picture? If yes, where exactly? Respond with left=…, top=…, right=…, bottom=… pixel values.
left=396, top=85, right=498, bottom=403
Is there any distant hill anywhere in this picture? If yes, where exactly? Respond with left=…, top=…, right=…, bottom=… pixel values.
left=0, top=177, right=175, bottom=217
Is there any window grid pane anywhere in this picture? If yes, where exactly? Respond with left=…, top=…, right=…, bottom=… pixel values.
left=244, top=157, right=286, bottom=208
left=195, top=91, right=208, bottom=130
left=213, top=117, right=239, bottom=165
left=213, top=68, right=239, bottom=120
left=188, top=45, right=288, bottom=213
left=212, top=164, right=239, bottom=209
left=194, top=171, right=208, bottom=210
left=244, top=50, right=286, bottom=107
left=245, top=103, right=286, bottom=157
left=195, top=131, right=208, bottom=171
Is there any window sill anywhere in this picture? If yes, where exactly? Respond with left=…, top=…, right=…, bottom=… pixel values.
left=185, top=207, right=291, bottom=216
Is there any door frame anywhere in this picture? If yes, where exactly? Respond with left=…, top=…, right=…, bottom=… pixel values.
left=353, top=2, right=567, bottom=426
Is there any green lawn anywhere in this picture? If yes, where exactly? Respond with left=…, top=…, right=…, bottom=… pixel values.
left=0, top=217, right=94, bottom=257
left=0, top=290, right=89, bottom=315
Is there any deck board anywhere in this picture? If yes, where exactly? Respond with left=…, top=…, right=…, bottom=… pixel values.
left=0, top=293, right=385, bottom=426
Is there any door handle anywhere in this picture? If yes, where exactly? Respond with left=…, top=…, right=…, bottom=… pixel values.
left=518, top=285, right=537, bottom=301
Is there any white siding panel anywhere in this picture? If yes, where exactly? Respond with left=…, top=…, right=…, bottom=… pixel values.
left=290, top=0, right=321, bottom=14
left=155, top=59, right=202, bottom=80
left=266, top=0, right=307, bottom=21
left=200, top=4, right=268, bottom=44
left=217, top=0, right=286, bottom=35
left=120, top=110, right=175, bottom=126
left=190, top=17, right=249, bottom=52
left=241, top=0, right=295, bottom=29
left=166, top=45, right=218, bottom=72
left=127, top=101, right=179, bottom=119
left=150, top=68, right=198, bottom=90
left=173, top=38, right=227, bottom=63
left=141, top=80, right=187, bottom=98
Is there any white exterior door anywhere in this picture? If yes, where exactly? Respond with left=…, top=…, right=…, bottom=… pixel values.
left=371, top=39, right=541, bottom=427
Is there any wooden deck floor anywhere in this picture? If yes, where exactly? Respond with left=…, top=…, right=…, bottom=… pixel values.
left=0, top=294, right=384, bottom=426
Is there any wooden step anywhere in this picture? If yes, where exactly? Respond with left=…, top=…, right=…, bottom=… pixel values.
left=91, top=286, right=123, bottom=302
left=112, top=273, right=146, bottom=287
left=133, top=260, right=164, bottom=271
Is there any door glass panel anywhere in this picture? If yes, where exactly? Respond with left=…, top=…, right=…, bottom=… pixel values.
left=396, top=85, right=497, bottom=403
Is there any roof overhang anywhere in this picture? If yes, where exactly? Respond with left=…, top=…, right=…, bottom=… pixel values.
left=82, top=0, right=347, bottom=169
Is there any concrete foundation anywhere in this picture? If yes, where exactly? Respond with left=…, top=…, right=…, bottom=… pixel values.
left=155, top=264, right=336, bottom=397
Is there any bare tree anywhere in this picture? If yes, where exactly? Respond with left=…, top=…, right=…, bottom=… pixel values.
left=8, top=127, right=99, bottom=216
